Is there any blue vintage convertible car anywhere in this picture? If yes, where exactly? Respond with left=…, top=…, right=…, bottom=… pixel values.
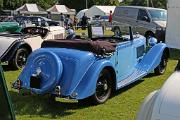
left=13, top=34, right=169, bottom=104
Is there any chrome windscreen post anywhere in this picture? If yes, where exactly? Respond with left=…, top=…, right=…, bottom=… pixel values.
left=129, top=26, right=133, bottom=41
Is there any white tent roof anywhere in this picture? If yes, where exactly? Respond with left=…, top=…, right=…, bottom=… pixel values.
left=85, top=5, right=116, bottom=18
left=118, top=0, right=124, bottom=2
left=76, top=9, right=88, bottom=19
left=47, top=5, right=75, bottom=14
left=16, top=3, right=46, bottom=14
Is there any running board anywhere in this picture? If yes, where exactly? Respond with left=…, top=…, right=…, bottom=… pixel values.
left=117, top=68, right=147, bottom=89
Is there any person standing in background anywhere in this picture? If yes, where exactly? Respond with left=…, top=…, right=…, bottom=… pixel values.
left=109, top=10, right=113, bottom=25
left=67, top=15, right=73, bottom=28
left=73, top=16, right=78, bottom=30
left=81, top=13, right=88, bottom=30
left=47, top=11, right=51, bottom=19
left=60, top=13, right=65, bottom=27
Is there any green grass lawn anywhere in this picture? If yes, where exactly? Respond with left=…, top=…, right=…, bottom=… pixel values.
left=3, top=40, right=180, bottom=119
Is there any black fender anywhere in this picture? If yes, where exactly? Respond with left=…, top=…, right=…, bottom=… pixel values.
left=164, top=47, right=170, bottom=59
left=1, top=40, right=32, bottom=62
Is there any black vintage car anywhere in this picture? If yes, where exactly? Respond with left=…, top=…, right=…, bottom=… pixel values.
left=5, top=16, right=60, bottom=27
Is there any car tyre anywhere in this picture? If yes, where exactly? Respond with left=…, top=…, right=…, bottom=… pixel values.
left=154, top=55, right=167, bottom=75
left=91, top=69, right=112, bottom=104
left=9, top=48, right=29, bottom=70
left=48, top=94, right=56, bottom=104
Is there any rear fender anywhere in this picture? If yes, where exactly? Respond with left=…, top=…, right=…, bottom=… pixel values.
left=72, top=59, right=115, bottom=99
left=138, top=43, right=169, bottom=72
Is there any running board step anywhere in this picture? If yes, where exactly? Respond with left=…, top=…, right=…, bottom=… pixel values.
left=117, top=68, right=147, bottom=89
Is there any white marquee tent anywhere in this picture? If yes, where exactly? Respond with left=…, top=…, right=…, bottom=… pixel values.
left=47, top=5, right=75, bottom=15
left=85, top=5, right=116, bottom=18
left=15, top=3, right=46, bottom=14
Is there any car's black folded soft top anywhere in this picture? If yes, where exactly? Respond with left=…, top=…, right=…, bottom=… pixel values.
left=41, top=39, right=116, bottom=55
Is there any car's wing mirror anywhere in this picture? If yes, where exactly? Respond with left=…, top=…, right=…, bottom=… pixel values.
left=143, top=16, right=150, bottom=22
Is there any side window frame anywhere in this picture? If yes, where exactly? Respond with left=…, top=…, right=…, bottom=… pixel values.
left=137, top=9, right=150, bottom=22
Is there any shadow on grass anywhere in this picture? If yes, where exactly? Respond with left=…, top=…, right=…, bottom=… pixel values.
left=9, top=80, right=145, bottom=119
left=111, top=80, right=144, bottom=98
left=9, top=91, right=88, bottom=119
left=2, top=65, right=17, bottom=72
left=143, top=73, right=159, bottom=78
left=169, top=48, right=180, bottom=60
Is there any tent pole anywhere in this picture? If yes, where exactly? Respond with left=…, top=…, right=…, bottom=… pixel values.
left=147, top=0, right=149, bottom=7
left=86, top=0, right=88, bottom=9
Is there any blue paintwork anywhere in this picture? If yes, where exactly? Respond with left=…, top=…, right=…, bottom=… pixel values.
left=16, top=35, right=168, bottom=100
left=137, top=43, right=167, bottom=72
left=19, top=50, right=63, bottom=94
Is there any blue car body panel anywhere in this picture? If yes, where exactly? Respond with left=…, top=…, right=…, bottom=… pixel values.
left=137, top=43, right=167, bottom=72
left=19, top=50, right=63, bottom=94
left=16, top=35, right=168, bottom=100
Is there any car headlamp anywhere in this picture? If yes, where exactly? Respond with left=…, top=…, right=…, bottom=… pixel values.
left=148, top=37, right=157, bottom=46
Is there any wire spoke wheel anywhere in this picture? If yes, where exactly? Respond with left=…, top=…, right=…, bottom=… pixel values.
left=95, top=76, right=110, bottom=100
left=10, top=48, right=29, bottom=69
left=155, top=56, right=167, bottom=75
left=78, top=69, right=112, bottom=105
left=16, top=50, right=28, bottom=67
left=159, top=58, right=167, bottom=72
left=92, top=69, right=112, bottom=104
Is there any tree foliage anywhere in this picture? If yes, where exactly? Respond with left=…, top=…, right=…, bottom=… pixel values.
left=0, top=0, right=167, bottom=10
left=121, top=0, right=167, bottom=9
left=1, top=0, right=58, bottom=10
left=59, top=0, right=119, bottom=11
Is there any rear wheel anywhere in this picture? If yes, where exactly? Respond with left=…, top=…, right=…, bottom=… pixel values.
left=79, top=69, right=112, bottom=105
left=9, top=48, right=29, bottom=69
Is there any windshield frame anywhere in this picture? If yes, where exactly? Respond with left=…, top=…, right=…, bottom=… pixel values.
left=148, top=9, right=167, bottom=21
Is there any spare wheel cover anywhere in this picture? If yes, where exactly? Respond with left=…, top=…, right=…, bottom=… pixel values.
left=30, top=51, right=63, bottom=94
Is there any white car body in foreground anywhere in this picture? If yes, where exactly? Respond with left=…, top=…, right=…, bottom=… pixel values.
left=137, top=60, right=180, bottom=120
left=137, top=0, right=180, bottom=119
left=0, top=26, right=65, bottom=69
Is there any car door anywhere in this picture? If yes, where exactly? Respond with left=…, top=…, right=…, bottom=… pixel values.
left=116, top=41, right=136, bottom=81
left=134, top=9, right=152, bottom=34
left=115, top=38, right=146, bottom=88
left=24, top=35, right=43, bottom=51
